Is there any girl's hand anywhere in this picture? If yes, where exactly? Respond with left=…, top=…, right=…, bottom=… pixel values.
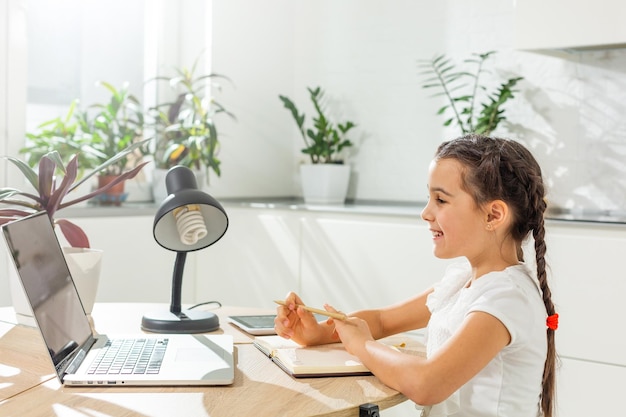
left=324, top=304, right=374, bottom=355
left=274, top=292, right=337, bottom=346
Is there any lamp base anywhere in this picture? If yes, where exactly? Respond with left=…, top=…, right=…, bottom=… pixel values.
left=141, top=309, right=220, bottom=333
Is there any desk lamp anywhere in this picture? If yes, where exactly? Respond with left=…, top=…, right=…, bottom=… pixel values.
left=141, top=166, right=228, bottom=333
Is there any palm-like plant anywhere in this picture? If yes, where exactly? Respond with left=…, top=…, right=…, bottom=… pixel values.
left=148, top=56, right=235, bottom=182
left=0, top=140, right=150, bottom=248
left=78, top=81, right=146, bottom=176
left=418, top=51, right=523, bottom=135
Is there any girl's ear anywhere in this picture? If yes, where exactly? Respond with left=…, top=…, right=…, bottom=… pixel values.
left=485, top=200, right=509, bottom=229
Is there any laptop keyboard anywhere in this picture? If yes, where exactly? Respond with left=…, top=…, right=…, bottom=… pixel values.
left=87, top=338, right=169, bottom=375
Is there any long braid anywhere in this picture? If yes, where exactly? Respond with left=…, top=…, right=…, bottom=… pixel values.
left=437, top=133, right=556, bottom=416
left=533, top=199, right=557, bottom=417
left=524, top=155, right=556, bottom=417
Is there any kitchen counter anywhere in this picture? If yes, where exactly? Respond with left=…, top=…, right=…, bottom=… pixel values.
left=61, top=197, right=626, bottom=226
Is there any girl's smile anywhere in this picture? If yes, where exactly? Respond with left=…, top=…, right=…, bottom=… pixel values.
left=430, top=229, right=443, bottom=239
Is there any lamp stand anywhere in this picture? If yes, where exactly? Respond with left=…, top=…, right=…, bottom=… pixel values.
left=141, top=252, right=220, bottom=333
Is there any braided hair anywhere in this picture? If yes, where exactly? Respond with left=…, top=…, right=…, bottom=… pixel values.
left=435, top=133, right=556, bottom=417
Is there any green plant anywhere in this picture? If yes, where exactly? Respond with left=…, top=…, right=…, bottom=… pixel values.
left=20, top=82, right=146, bottom=179
left=418, top=51, right=523, bottom=135
left=0, top=140, right=150, bottom=248
left=147, top=57, right=235, bottom=182
left=78, top=81, right=146, bottom=176
left=279, top=86, right=356, bottom=164
left=20, top=100, right=106, bottom=176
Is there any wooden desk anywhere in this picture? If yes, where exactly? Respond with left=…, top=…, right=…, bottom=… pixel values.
left=0, top=303, right=410, bottom=417
left=0, top=322, right=56, bottom=402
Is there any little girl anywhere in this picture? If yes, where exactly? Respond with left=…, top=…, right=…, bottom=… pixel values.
left=275, top=134, right=557, bottom=417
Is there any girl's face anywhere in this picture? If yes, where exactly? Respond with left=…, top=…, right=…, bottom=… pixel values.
left=421, top=158, right=489, bottom=261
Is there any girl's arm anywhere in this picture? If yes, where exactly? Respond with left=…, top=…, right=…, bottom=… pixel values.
left=334, top=310, right=511, bottom=406
left=275, top=288, right=434, bottom=346
left=350, top=287, right=434, bottom=339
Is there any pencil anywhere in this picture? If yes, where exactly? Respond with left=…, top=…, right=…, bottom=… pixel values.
left=273, top=300, right=349, bottom=321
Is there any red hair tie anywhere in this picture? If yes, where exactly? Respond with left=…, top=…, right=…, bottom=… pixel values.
left=546, top=313, right=559, bottom=330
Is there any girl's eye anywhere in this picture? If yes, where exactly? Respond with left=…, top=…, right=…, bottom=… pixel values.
left=426, top=193, right=446, bottom=204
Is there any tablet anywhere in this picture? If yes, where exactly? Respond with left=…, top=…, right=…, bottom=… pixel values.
left=228, top=314, right=278, bottom=335
left=228, top=313, right=328, bottom=335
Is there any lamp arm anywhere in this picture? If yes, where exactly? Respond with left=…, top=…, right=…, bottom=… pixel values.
left=170, top=251, right=187, bottom=314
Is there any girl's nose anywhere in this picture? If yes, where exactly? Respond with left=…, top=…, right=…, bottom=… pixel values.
left=421, top=201, right=432, bottom=222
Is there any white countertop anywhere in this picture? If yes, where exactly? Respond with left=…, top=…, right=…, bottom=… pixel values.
left=60, top=197, right=626, bottom=226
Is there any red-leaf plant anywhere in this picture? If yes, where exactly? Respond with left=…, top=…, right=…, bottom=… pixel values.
left=0, top=144, right=149, bottom=248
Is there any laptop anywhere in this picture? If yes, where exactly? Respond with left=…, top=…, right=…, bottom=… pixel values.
left=2, top=211, right=234, bottom=386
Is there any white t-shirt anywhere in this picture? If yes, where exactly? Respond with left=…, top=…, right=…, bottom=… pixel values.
left=422, top=261, right=547, bottom=417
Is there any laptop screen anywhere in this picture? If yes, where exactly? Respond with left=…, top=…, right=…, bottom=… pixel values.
left=2, top=212, right=92, bottom=366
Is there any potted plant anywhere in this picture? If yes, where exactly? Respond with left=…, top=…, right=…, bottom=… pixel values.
left=0, top=142, right=149, bottom=247
left=147, top=56, right=235, bottom=202
left=279, top=86, right=357, bottom=204
left=418, top=51, right=523, bottom=135
left=77, top=81, right=148, bottom=204
left=20, top=82, right=149, bottom=205
left=0, top=142, right=149, bottom=318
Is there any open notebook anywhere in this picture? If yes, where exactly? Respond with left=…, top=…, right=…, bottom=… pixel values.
left=254, top=336, right=370, bottom=377
left=254, top=334, right=424, bottom=378
left=2, top=211, right=234, bottom=386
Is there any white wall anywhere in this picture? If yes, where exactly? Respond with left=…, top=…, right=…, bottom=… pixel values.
left=25, top=0, right=146, bottom=131
left=209, top=0, right=449, bottom=200
left=210, top=0, right=626, bottom=211
left=0, top=0, right=28, bottom=308
left=1, top=0, right=26, bottom=184
left=5, top=0, right=626, bottom=208
left=207, top=0, right=297, bottom=198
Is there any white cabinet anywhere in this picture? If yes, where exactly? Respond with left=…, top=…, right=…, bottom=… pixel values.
left=69, top=209, right=302, bottom=310
left=557, top=357, right=626, bottom=416
left=545, top=222, right=626, bottom=366
left=197, top=207, right=452, bottom=313
left=515, top=0, right=626, bottom=50
left=543, top=221, right=626, bottom=416
left=299, top=212, right=451, bottom=313
left=63, top=215, right=189, bottom=305
left=195, top=207, right=301, bottom=309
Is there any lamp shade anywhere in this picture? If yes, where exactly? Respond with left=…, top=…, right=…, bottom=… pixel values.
left=153, top=166, right=228, bottom=252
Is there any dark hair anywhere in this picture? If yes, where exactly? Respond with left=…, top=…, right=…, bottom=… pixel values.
left=435, top=133, right=556, bottom=417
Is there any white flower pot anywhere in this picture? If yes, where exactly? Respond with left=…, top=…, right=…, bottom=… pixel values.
left=8, top=247, right=103, bottom=326
left=62, top=247, right=103, bottom=315
left=300, top=164, right=351, bottom=205
left=125, top=178, right=154, bottom=203
left=151, top=168, right=170, bottom=203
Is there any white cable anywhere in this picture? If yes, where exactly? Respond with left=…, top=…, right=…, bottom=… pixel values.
left=173, top=205, right=208, bottom=245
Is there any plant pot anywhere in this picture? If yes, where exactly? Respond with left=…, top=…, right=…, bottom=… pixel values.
left=300, top=164, right=351, bottom=205
left=125, top=178, right=154, bottom=203
left=8, top=247, right=103, bottom=326
left=62, top=247, right=103, bottom=315
left=151, top=168, right=170, bottom=203
left=94, top=175, right=128, bottom=206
